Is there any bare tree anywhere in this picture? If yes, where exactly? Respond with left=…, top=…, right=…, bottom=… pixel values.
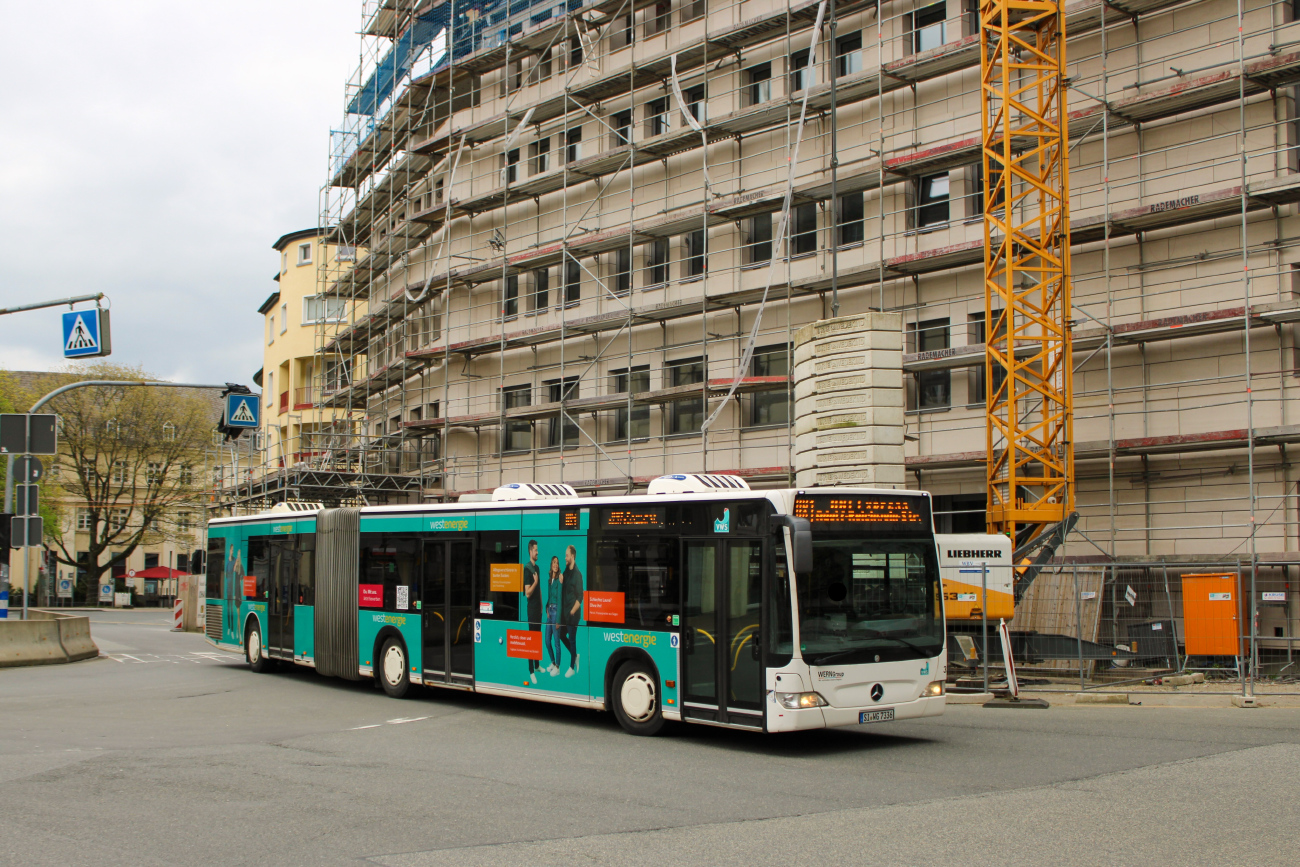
left=32, top=364, right=215, bottom=598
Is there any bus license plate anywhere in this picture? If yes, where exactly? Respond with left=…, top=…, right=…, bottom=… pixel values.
left=859, top=709, right=895, bottom=724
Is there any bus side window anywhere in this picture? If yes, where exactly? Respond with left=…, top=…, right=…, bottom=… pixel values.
left=299, top=535, right=315, bottom=606
left=248, top=539, right=271, bottom=600
left=767, top=544, right=793, bottom=666
left=206, top=538, right=225, bottom=599
left=592, top=538, right=679, bottom=630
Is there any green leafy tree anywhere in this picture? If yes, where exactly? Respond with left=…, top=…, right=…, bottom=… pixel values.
left=22, top=364, right=214, bottom=601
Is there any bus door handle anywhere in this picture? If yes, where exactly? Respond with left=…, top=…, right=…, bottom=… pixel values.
left=751, top=638, right=761, bottom=661
left=682, top=630, right=693, bottom=650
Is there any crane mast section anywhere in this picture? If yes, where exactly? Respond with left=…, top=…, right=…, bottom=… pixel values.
left=980, top=0, right=1076, bottom=546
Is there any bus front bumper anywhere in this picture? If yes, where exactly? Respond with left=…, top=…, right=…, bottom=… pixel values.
left=769, top=694, right=946, bottom=732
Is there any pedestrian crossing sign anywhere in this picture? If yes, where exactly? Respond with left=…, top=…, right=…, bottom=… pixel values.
left=225, top=394, right=259, bottom=429
left=224, top=393, right=260, bottom=429
left=62, top=308, right=111, bottom=359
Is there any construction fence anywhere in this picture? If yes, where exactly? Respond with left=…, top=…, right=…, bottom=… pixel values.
left=950, top=558, right=1300, bottom=695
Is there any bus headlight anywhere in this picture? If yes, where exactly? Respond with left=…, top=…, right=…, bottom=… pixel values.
left=923, top=681, right=945, bottom=697
left=776, top=691, right=828, bottom=709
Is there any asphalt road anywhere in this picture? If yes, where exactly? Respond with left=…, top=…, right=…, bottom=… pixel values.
left=3, top=609, right=1297, bottom=866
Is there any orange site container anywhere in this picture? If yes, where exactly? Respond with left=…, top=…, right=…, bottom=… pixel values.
left=1181, top=573, right=1242, bottom=657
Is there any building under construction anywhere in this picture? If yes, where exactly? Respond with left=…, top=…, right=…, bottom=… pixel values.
left=241, top=0, right=1300, bottom=653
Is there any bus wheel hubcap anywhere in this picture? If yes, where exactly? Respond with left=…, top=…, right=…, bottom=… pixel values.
left=621, top=673, right=655, bottom=721
left=384, top=646, right=405, bottom=685
left=248, top=631, right=260, bottom=662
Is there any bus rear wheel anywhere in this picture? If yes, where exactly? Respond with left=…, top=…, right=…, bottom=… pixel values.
left=379, top=637, right=411, bottom=698
left=246, top=621, right=272, bottom=673
left=612, top=661, right=664, bottom=736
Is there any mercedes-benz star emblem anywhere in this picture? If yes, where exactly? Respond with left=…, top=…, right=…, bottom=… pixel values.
left=870, top=683, right=884, bottom=702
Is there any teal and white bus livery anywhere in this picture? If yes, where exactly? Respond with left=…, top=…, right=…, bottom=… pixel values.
left=204, top=474, right=947, bottom=735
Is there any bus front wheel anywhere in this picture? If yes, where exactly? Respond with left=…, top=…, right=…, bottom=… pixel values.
left=246, top=621, right=272, bottom=673
left=379, top=637, right=411, bottom=698
left=612, top=661, right=664, bottom=736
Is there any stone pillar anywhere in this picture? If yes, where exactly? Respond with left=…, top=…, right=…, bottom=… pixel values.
left=793, top=313, right=905, bottom=488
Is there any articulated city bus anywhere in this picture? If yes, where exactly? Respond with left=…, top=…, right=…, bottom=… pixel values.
left=204, top=473, right=946, bottom=735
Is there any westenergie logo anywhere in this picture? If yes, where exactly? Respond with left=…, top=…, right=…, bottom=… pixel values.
left=603, top=630, right=659, bottom=648
left=375, top=614, right=409, bottom=626
left=430, top=519, right=470, bottom=531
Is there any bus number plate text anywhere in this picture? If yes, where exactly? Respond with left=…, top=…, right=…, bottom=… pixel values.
left=859, top=709, right=895, bottom=724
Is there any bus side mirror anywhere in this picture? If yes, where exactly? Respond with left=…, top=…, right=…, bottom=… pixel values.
left=773, top=516, right=813, bottom=573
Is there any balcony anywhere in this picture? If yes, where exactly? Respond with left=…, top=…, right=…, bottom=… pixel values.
left=293, top=386, right=316, bottom=410
left=279, top=391, right=289, bottom=414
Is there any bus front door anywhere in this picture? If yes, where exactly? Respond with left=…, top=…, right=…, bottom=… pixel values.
left=422, top=538, right=475, bottom=685
left=268, top=540, right=294, bottom=658
left=681, top=540, right=764, bottom=727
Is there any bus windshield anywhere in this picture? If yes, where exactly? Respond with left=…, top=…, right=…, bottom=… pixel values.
left=797, top=537, right=942, bottom=666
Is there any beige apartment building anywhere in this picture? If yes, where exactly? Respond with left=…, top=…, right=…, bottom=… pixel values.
left=280, top=0, right=1300, bottom=643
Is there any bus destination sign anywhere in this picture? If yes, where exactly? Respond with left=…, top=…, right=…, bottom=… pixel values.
left=603, top=507, right=666, bottom=529
left=793, top=495, right=925, bottom=525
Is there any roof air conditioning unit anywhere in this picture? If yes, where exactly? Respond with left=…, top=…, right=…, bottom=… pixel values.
left=491, top=482, right=580, bottom=501
left=646, top=474, right=751, bottom=495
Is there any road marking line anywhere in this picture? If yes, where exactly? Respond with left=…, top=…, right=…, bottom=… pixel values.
left=386, top=717, right=429, bottom=725
left=350, top=724, right=382, bottom=730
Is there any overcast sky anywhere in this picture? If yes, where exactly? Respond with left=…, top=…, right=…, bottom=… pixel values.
left=0, top=1, right=360, bottom=386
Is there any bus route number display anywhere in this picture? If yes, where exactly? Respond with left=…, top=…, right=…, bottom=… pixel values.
left=603, top=507, right=665, bottom=529
left=793, top=495, right=924, bottom=525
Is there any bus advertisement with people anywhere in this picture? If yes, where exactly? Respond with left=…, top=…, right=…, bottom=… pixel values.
left=204, top=474, right=947, bottom=735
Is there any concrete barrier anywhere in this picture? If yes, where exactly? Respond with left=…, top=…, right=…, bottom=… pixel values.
left=0, top=610, right=99, bottom=667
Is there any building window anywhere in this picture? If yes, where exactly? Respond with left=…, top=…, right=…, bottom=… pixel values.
left=683, top=84, right=705, bottom=122
left=179, top=465, right=194, bottom=486
left=612, top=247, right=632, bottom=296
left=646, top=97, right=669, bottom=137
left=613, top=15, right=635, bottom=50
left=529, top=268, right=549, bottom=311
left=679, top=0, right=705, bottom=24
left=532, top=47, right=554, bottom=83
left=565, top=126, right=582, bottom=163
left=912, top=3, right=947, bottom=54
left=265, top=372, right=274, bottom=406
left=336, top=245, right=357, bottom=262
left=837, top=192, right=865, bottom=245
left=646, top=238, right=669, bottom=286
left=546, top=378, right=580, bottom=448
left=612, top=110, right=632, bottom=147
left=178, top=511, right=193, bottom=533
left=267, top=315, right=275, bottom=344
left=968, top=311, right=1006, bottom=403
left=684, top=229, right=706, bottom=277
left=646, top=1, right=671, bottom=36
left=569, top=37, right=583, bottom=68
left=110, top=508, right=128, bottom=530
left=297, top=242, right=312, bottom=265
left=836, top=32, right=862, bottom=77
left=747, top=63, right=772, bottom=105
left=916, top=318, right=951, bottom=409
left=303, top=295, right=346, bottom=324
left=502, top=147, right=520, bottom=184
left=790, top=49, right=814, bottom=93
left=916, top=172, right=950, bottom=227
left=77, top=509, right=92, bottom=531
left=502, top=384, right=532, bottom=452
left=162, top=421, right=176, bottom=441
left=280, top=303, right=288, bottom=334
left=564, top=257, right=581, bottom=305
left=146, top=462, right=163, bottom=486
left=667, top=357, right=706, bottom=434
left=503, top=275, right=519, bottom=319
left=970, top=163, right=1005, bottom=218
left=530, top=137, right=550, bottom=175
left=611, top=366, right=650, bottom=441
left=793, top=203, right=818, bottom=255
left=747, top=215, right=773, bottom=264
left=112, top=461, right=127, bottom=485
left=750, top=344, right=790, bottom=426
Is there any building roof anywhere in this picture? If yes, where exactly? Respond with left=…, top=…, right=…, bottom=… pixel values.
left=272, top=228, right=322, bottom=252
left=252, top=368, right=263, bottom=388
left=257, top=292, right=281, bottom=315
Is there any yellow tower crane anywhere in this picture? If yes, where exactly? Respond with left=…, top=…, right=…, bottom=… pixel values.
left=980, top=0, right=1077, bottom=594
